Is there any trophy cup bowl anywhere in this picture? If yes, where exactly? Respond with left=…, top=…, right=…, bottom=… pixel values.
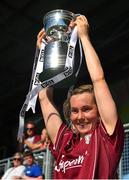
left=39, top=9, right=76, bottom=88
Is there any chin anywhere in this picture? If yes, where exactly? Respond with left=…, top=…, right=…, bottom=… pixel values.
left=75, top=127, right=88, bottom=134
left=76, top=125, right=92, bottom=135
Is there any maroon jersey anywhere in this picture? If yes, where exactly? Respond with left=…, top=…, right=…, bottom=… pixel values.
left=50, top=118, right=124, bottom=179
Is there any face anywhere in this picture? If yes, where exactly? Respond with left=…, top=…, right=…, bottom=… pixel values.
left=24, top=155, right=34, bottom=166
left=70, top=92, right=99, bottom=137
left=13, top=155, right=22, bottom=167
left=26, top=123, right=35, bottom=137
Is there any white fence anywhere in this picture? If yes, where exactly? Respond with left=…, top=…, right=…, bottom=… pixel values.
left=0, top=149, right=52, bottom=179
left=119, top=123, right=129, bottom=179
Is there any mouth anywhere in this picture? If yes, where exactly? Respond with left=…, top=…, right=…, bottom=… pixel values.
left=76, top=121, right=90, bottom=128
left=77, top=120, right=90, bottom=125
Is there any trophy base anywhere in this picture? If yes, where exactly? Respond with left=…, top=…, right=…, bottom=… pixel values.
left=39, top=68, right=76, bottom=88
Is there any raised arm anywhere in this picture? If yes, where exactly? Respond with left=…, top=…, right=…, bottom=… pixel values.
left=37, top=29, right=62, bottom=144
left=39, top=88, right=62, bottom=145
left=75, top=15, right=118, bottom=135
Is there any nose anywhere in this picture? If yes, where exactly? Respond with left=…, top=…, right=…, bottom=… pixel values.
left=77, top=110, right=84, bottom=119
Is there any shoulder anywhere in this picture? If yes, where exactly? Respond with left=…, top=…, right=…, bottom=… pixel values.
left=50, top=123, right=73, bottom=155
left=17, top=165, right=25, bottom=169
left=96, top=118, right=124, bottom=149
left=32, top=163, right=41, bottom=169
left=31, top=164, right=42, bottom=174
left=55, top=123, right=71, bottom=144
left=5, top=167, right=13, bottom=173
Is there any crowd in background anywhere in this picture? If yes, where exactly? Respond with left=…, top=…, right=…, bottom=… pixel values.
left=1, top=120, right=50, bottom=179
left=23, top=121, right=50, bottom=152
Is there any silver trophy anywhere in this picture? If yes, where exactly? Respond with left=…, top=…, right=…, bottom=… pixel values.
left=39, top=9, right=76, bottom=87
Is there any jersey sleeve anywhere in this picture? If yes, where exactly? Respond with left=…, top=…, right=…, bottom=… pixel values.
left=100, top=117, right=124, bottom=141
left=99, top=118, right=124, bottom=167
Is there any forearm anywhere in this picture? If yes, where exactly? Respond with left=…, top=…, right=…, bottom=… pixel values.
left=81, top=35, right=104, bottom=82
left=24, top=140, right=41, bottom=150
left=22, top=175, right=42, bottom=179
left=12, top=176, right=24, bottom=180
left=74, top=15, right=104, bottom=82
left=39, top=87, right=62, bottom=144
left=39, top=87, right=60, bottom=126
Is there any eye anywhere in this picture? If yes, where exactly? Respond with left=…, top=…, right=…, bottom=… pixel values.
left=71, top=108, right=78, bottom=114
left=82, top=106, right=91, bottom=112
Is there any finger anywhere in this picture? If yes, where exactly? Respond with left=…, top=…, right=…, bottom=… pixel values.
left=69, top=21, right=76, bottom=28
left=37, top=28, right=46, bottom=39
